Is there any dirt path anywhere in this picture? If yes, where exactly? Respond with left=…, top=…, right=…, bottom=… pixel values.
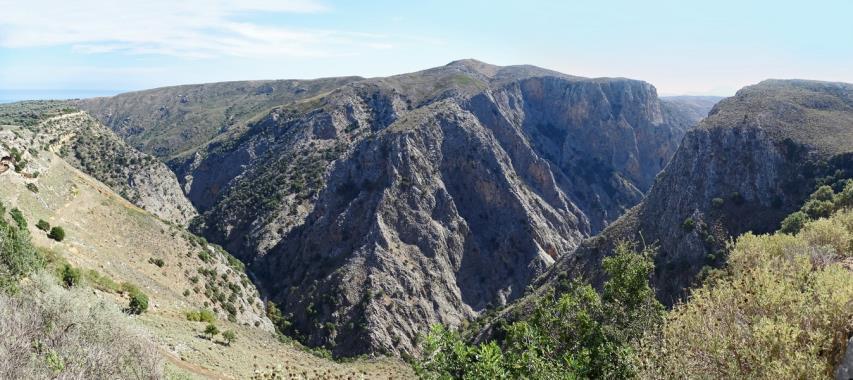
left=160, top=347, right=235, bottom=380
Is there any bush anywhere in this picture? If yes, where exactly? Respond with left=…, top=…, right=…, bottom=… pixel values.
left=780, top=211, right=809, bottom=234
left=9, top=208, right=26, bottom=229
left=222, top=330, right=236, bottom=346
left=799, top=215, right=852, bottom=256
left=126, top=288, right=149, bottom=315
left=681, top=217, right=695, bottom=232
left=711, top=197, right=725, bottom=208
left=26, top=183, right=38, bottom=193
left=638, top=210, right=853, bottom=379
left=186, top=308, right=216, bottom=323
left=0, top=273, right=163, bottom=379
left=416, top=243, right=662, bottom=379
left=148, top=257, right=165, bottom=268
left=48, top=226, right=65, bottom=242
left=36, top=219, right=50, bottom=231
left=60, top=264, right=80, bottom=288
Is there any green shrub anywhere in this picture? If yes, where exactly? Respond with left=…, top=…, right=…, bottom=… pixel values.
left=638, top=210, right=853, bottom=379
left=26, top=183, right=38, bottom=193
left=416, top=243, right=662, bottom=379
left=222, top=330, right=236, bottom=346
left=148, top=257, right=165, bottom=268
left=185, top=308, right=216, bottom=323
left=48, top=226, right=65, bottom=242
left=60, top=264, right=80, bottom=288
left=780, top=211, right=809, bottom=234
left=681, top=217, right=695, bottom=232
left=711, top=197, right=725, bottom=208
left=9, top=208, right=26, bottom=229
left=36, top=219, right=50, bottom=231
left=126, top=287, right=149, bottom=315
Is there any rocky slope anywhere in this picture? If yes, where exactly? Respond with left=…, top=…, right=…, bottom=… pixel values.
left=76, top=77, right=361, bottom=159
left=536, top=79, right=853, bottom=305
left=0, top=102, right=196, bottom=225
left=106, top=60, right=702, bottom=356
left=0, top=114, right=413, bottom=379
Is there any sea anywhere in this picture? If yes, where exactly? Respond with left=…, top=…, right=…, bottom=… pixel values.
left=0, top=89, right=123, bottom=104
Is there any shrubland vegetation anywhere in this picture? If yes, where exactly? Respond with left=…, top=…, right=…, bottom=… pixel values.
left=416, top=243, right=663, bottom=379
left=0, top=201, right=162, bottom=377
left=417, top=181, right=853, bottom=379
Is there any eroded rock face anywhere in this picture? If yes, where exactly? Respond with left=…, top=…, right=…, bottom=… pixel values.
left=81, top=60, right=712, bottom=356
left=191, top=61, right=703, bottom=356
left=538, top=79, right=853, bottom=305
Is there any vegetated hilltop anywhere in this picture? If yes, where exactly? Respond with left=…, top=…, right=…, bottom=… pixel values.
left=77, top=59, right=713, bottom=357
left=76, top=77, right=362, bottom=159
left=0, top=114, right=413, bottom=378
left=0, top=101, right=197, bottom=225
left=523, top=79, right=853, bottom=309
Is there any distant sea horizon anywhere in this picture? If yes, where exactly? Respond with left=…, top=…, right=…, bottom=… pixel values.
left=0, top=89, right=125, bottom=104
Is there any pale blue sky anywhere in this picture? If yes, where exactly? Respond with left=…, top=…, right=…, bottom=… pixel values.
left=1, top=0, right=851, bottom=100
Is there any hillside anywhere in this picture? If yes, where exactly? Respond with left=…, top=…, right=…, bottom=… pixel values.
left=477, top=79, right=853, bottom=339
left=76, top=77, right=362, bottom=159
left=81, top=59, right=713, bottom=356
left=0, top=112, right=413, bottom=378
left=0, top=101, right=197, bottom=225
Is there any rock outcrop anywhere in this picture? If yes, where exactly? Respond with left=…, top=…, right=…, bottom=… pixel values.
left=537, top=79, right=853, bottom=304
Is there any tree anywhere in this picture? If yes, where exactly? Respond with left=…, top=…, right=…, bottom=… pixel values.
left=222, top=330, right=236, bottom=346
left=204, top=323, right=219, bottom=340
left=48, top=226, right=65, bottom=242
left=9, top=208, right=26, bottom=229
left=416, top=242, right=663, bottom=379
left=780, top=211, right=809, bottom=234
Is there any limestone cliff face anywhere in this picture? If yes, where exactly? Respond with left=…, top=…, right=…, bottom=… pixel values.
left=538, top=79, right=853, bottom=305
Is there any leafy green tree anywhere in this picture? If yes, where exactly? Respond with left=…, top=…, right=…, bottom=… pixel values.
left=9, top=208, right=26, bottom=229
left=222, top=330, right=236, bottom=346
left=204, top=323, right=219, bottom=340
left=780, top=211, right=809, bottom=234
left=416, top=242, right=663, bottom=379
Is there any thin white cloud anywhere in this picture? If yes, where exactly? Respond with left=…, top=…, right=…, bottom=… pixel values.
left=0, top=0, right=395, bottom=58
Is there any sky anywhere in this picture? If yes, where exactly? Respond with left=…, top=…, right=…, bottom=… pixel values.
left=0, top=0, right=852, bottom=101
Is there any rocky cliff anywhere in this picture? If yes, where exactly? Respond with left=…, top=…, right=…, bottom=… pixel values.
left=78, top=60, right=714, bottom=356
left=536, top=79, right=853, bottom=305
left=163, top=60, right=701, bottom=356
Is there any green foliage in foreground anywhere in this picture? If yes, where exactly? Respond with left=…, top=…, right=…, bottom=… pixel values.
left=415, top=243, right=663, bottom=379
left=781, top=180, right=853, bottom=234
left=0, top=202, right=43, bottom=288
left=638, top=208, right=853, bottom=379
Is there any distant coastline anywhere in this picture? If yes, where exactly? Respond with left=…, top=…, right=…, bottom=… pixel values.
left=0, top=89, right=123, bottom=104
